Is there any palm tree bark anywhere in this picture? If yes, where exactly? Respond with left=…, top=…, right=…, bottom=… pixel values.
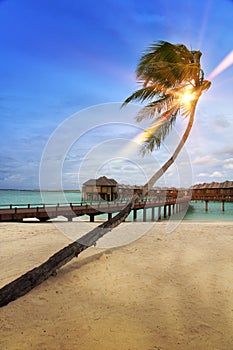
left=0, top=199, right=135, bottom=307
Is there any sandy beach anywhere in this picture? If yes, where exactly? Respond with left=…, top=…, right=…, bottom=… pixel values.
left=0, top=220, right=233, bottom=350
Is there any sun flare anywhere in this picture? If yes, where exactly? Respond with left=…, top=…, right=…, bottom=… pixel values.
left=181, top=91, right=195, bottom=104
left=207, top=50, right=233, bottom=80
left=180, top=84, right=195, bottom=105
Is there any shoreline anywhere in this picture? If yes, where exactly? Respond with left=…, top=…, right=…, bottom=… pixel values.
left=1, top=220, right=233, bottom=349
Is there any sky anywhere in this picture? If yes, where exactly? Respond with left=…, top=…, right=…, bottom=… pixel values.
left=0, top=0, right=233, bottom=190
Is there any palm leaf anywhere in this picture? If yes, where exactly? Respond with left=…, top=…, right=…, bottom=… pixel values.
left=121, top=86, right=159, bottom=107
left=139, top=105, right=179, bottom=151
left=140, top=111, right=178, bottom=155
left=135, top=94, right=175, bottom=121
left=122, top=40, right=211, bottom=155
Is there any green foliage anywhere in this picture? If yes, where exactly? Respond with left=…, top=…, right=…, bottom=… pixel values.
left=123, top=40, right=211, bottom=154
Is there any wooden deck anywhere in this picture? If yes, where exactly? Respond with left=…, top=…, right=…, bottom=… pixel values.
left=0, top=197, right=190, bottom=222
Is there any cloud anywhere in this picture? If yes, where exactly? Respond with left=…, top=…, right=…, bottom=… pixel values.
left=215, top=144, right=233, bottom=156
left=213, top=116, right=232, bottom=128
left=223, top=158, right=233, bottom=169
left=197, top=172, right=209, bottom=177
left=192, top=155, right=222, bottom=169
left=192, top=155, right=214, bottom=165
left=224, top=164, right=233, bottom=170
left=209, top=171, right=224, bottom=178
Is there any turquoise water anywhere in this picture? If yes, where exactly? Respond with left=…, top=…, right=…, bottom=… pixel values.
left=0, top=190, right=82, bottom=207
left=0, top=190, right=232, bottom=221
left=184, top=200, right=233, bottom=221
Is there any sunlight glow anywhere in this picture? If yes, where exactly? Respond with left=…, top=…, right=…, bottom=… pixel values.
left=180, top=84, right=196, bottom=105
left=181, top=90, right=195, bottom=104
left=120, top=128, right=154, bottom=158
left=122, top=85, right=196, bottom=157
left=207, top=50, right=233, bottom=80
left=133, top=132, right=146, bottom=145
left=117, top=132, right=144, bottom=158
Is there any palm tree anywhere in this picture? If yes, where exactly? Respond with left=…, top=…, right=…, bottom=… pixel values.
left=122, top=40, right=211, bottom=195
left=0, top=41, right=211, bottom=307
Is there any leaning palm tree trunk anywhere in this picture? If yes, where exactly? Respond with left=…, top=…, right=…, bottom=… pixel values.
left=0, top=41, right=210, bottom=307
left=0, top=106, right=195, bottom=308
left=0, top=199, right=135, bottom=307
left=142, top=101, right=197, bottom=196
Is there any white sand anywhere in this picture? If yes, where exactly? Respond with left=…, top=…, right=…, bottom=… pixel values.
left=0, top=220, right=233, bottom=350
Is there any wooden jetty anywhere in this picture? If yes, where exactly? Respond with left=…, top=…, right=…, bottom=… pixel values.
left=191, top=181, right=233, bottom=211
left=0, top=197, right=190, bottom=223
left=0, top=180, right=232, bottom=222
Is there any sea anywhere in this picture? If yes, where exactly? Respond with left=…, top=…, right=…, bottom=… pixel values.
left=0, top=190, right=233, bottom=221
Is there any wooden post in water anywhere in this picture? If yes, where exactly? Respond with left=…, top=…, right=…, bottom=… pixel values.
left=164, top=205, right=167, bottom=219
left=168, top=205, right=171, bottom=217
left=205, top=200, right=209, bottom=212
left=143, top=208, right=147, bottom=222
left=158, top=206, right=161, bottom=221
left=151, top=207, right=155, bottom=221
left=133, top=209, right=137, bottom=221
left=222, top=200, right=225, bottom=212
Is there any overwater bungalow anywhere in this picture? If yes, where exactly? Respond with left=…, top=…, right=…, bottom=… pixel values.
left=191, top=181, right=233, bottom=201
left=82, top=176, right=118, bottom=202
left=82, top=176, right=191, bottom=203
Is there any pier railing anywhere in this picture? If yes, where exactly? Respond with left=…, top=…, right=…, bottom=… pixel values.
left=0, top=196, right=190, bottom=222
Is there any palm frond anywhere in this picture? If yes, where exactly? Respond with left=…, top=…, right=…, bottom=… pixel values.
left=122, top=40, right=211, bottom=155
left=140, top=135, right=158, bottom=156
left=201, top=80, right=211, bottom=91
left=180, top=103, right=192, bottom=119
left=121, top=86, right=159, bottom=107
left=138, top=61, right=202, bottom=89
left=140, top=112, right=178, bottom=155
left=135, top=94, right=175, bottom=121
left=137, top=41, right=202, bottom=89
left=140, top=106, right=179, bottom=151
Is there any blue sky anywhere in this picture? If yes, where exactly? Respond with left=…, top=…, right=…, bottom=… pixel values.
left=0, top=0, right=233, bottom=190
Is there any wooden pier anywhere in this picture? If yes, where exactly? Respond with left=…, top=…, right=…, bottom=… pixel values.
left=0, top=197, right=190, bottom=223
left=1, top=181, right=232, bottom=222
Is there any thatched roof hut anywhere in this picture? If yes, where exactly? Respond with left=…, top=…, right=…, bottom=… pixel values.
left=82, top=176, right=118, bottom=201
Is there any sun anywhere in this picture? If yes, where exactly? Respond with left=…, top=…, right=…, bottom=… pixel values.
left=181, top=91, right=195, bottom=104
left=180, top=84, right=196, bottom=105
